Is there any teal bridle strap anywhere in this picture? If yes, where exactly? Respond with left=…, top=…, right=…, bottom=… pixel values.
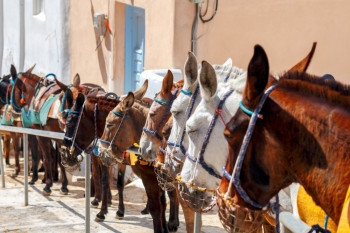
left=239, top=101, right=264, bottom=119
left=112, top=111, right=124, bottom=117
left=239, top=101, right=253, bottom=116
left=154, top=96, right=172, bottom=105
left=181, top=89, right=192, bottom=96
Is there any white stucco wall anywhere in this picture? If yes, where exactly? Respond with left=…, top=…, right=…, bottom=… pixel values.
left=1, top=0, right=70, bottom=83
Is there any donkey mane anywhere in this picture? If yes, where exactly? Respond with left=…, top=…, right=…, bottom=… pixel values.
left=85, top=96, right=119, bottom=112
left=279, top=71, right=350, bottom=108
left=132, top=100, right=150, bottom=116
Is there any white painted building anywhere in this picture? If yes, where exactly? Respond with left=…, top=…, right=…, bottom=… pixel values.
left=0, top=0, right=70, bottom=83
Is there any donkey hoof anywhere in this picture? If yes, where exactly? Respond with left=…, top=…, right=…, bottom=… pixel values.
left=91, top=199, right=99, bottom=208
left=42, top=188, right=52, bottom=196
left=10, top=172, right=18, bottom=178
left=116, top=211, right=124, bottom=220
left=95, top=213, right=105, bottom=222
left=29, top=180, right=35, bottom=185
left=168, top=223, right=179, bottom=232
left=140, top=207, right=149, bottom=215
left=60, top=187, right=69, bottom=195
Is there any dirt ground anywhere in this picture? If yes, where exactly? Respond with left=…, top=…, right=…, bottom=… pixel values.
left=0, top=156, right=226, bottom=233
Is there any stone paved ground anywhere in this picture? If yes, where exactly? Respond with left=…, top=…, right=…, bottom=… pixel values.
left=0, top=157, right=226, bottom=233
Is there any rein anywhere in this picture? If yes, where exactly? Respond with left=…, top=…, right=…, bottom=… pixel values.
left=184, top=88, right=235, bottom=180
left=142, top=89, right=178, bottom=141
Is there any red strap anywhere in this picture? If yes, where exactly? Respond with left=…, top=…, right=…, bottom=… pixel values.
left=215, top=109, right=226, bottom=126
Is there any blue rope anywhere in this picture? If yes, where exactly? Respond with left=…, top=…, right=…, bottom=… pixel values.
left=323, top=215, right=329, bottom=230
left=45, top=73, right=56, bottom=78
left=10, top=77, right=22, bottom=111
left=60, top=91, right=67, bottom=113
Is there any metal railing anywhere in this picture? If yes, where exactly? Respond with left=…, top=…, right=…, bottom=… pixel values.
left=0, top=125, right=91, bottom=233
left=0, top=124, right=313, bottom=233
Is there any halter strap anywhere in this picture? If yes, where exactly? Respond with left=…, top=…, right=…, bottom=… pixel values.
left=239, top=101, right=263, bottom=119
left=167, top=84, right=200, bottom=157
left=224, top=84, right=277, bottom=209
left=186, top=88, right=235, bottom=179
left=98, top=109, right=128, bottom=154
left=143, top=89, right=178, bottom=142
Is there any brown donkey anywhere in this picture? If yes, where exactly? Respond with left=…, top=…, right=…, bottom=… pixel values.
left=98, top=74, right=180, bottom=233
left=218, top=44, right=349, bottom=231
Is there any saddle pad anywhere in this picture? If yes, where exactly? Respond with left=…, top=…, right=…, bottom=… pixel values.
left=297, top=186, right=337, bottom=232
left=38, top=94, right=59, bottom=125
left=21, top=94, right=59, bottom=127
left=33, top=84, right=61, bottom=112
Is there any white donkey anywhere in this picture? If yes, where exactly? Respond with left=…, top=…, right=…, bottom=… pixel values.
left=178, top=60, right=247, bottom=212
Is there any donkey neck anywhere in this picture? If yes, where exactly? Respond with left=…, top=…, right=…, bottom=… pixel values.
left=85, top=97, right=120, bottom=139
left=266, top=85, right=350, bottom=223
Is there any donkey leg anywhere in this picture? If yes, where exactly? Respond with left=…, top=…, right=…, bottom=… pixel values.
left=56, top=141, right=69, bottom=194
left=95, top=165, right=110, bottom=222
left=52, top=141, right=59, bottom=182
left=12, top=135, right=20, bottom=177
left=142, top=175, right=168, bottom=233
left=167, top=189, right=180, bottom=232
left=3, top=135, right=11, bottom=166
left=91, top=156, right=101, bottom=207
left=177, top=187, right=196, bottom=233
left=39, top=137, right=53, bottom=195
left=115, top=163, right=126, bottom=219
left=29, top=135, right=39, bottom=185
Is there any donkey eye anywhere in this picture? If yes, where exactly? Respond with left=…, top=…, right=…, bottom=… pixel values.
left=224, top=129, right=233, bottom=139
left=172, top=111, right=180, bottom=117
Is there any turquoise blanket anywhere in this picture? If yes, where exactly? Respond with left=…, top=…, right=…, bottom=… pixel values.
left=21, top=94, right=59, bottom=128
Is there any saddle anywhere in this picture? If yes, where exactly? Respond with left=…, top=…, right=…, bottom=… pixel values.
left=33, top=83, right=61, bottom=113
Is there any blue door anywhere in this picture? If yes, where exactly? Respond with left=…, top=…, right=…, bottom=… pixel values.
left=124, top=5, right=145, bottom=92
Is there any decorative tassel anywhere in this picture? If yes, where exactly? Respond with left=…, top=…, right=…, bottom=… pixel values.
left=20, top=93, right=25, bottom=104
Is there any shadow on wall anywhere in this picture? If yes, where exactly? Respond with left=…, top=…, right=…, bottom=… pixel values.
left=90, top=0, right=108, bottom=84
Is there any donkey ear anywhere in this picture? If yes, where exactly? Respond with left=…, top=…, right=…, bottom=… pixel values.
left=289, top=42, right=316, bottom=72
left=24, top=64, right=36, bottom=74
left=161, top=70, right=174, bottom=94
left=200, top=60, right=217, bottom=101
left=75, top=93, right=85, bottom=109
left=184, top=51, right=198, bottom=86
left=120, top=92, right=134, bottom=111
left=55, top=77, right=68, bottom=91
left=10, top=65, right=17, bottom=79
left=245, top=45, right=269, bottom=101
left=73, top=73, right=81, bottom=88
left=134, top=79, right=148, bottom=100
